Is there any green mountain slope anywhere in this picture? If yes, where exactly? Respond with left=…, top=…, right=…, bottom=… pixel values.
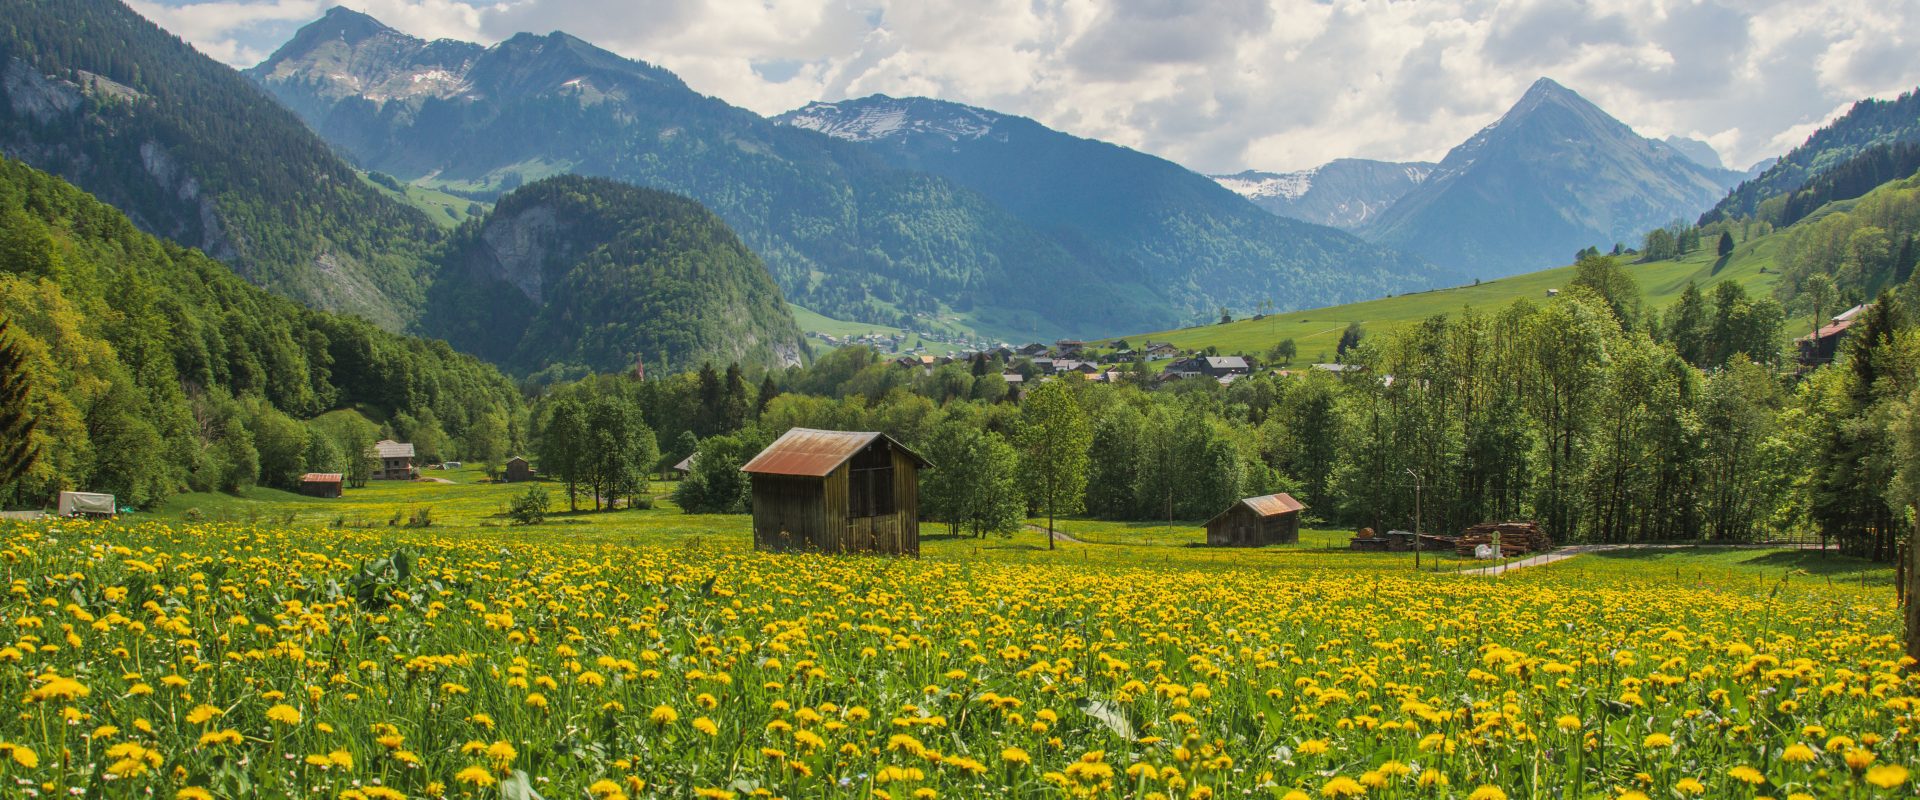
left=1113, top=222, right=1787, bottom=361
left=421, top=176, right=807, bottom=380
left=0, top=157, right=521, bottom=507
left=0, top=0, right=447, bottom=328
left=1704, top=88, right=1920, bottom=224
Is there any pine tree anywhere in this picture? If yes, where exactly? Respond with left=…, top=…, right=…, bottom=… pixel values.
left=755, top=375, right=780, bottom=417
left=0, top=317, right=38, bottom=492
left=1718, top=231, right=1735, bottom=258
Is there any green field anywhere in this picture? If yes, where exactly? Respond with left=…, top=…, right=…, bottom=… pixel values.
left=1107, top=234, right=1786, bottom=360
left=790, top=305, right=979, bottom=355
left=357, top=172, right=488, bottom=228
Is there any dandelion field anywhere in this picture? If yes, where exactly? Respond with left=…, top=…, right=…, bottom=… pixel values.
left=0, top=515, right=1914, bottom=800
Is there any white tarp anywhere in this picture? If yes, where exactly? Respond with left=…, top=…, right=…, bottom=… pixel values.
left=57, top=491, right=116, bottom=516
left=1474, top=544, right=1497, bottom=560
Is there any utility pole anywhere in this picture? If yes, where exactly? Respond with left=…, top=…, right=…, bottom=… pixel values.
left=1406, top=467, right=1422, bottom=571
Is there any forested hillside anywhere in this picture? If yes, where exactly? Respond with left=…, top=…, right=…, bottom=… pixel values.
left=1704, top=88, right=1920, bottom=225
left=775, top=95, right=1446, bottom=318
left=0, top=0, right=449, bottom=328
left=423, top=176, right=807, bottom=382
left=0, top=158, right=521, bottom=507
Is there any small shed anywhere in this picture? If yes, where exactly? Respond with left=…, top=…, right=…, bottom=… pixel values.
left=670, top=453, right=697, bottom=479
left=740, top=428, right=931, bottom=555
left=56, top=491, right=116, bottom=518
left=502, top=457, right=535, bottom=483
left=298, top=473, right=344, bottom=498
left=1203, top=492, right=1304, bottom=547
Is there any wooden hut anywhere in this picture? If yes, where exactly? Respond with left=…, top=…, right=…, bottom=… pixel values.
left=740, top=428, right=931, bottom=555
left=298, top=473, right=343, bottom=498
left=502, top=457, right=535, bottom=483
left=1203, top=492, right=1304, bottom=547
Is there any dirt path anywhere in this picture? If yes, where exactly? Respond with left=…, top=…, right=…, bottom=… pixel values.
left=1455, top=544, right=1635, bottom=576
left=1024, top=523, right=1086, bottom=544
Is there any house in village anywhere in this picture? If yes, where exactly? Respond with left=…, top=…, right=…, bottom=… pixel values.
left=1797, top=303, right=1870, bottom=366
left=1143, top=342, right=1178, bottom=360
left=1017, top=343, right=1051, bottom=357
left=740, top=428, right=930, bottom=555
left=299, top=473, right=343, bottom=498
left=502, top=457, right=536, bottom=483
left=371, top=440, right=416, bottom=480
left=1204, top=493, right=1305, bottom=547
left=670, top=453, right=697, bottom=479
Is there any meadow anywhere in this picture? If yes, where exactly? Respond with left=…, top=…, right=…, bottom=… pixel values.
left=2, top=473, right=1914, bottom=800
left=1105, top=235, right=1786, bottom=361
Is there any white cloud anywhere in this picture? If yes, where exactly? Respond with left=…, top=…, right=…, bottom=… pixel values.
left=131, top=0, right=1920, bottom=173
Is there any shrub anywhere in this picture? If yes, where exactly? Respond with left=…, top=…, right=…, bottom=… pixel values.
left=405, top=506, right=434, bottom=528
left=509, top=487, right=551, bottom=525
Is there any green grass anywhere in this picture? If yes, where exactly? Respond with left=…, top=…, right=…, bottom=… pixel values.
left=790, top=305, right=977, bottom=355
left=356, top=172, right=488, bottom=228
left=1106, top=234, right=1786, bottom=360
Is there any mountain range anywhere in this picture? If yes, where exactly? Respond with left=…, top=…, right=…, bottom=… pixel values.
left=248, top=8, right=1453, bottom=337
left=1218, top=79, right=1747, bottom=277
left=0, top=0, right=811, bottom=377
left=0, top=0, right=443, bottom=328
left=1209, top=160, right=1438, bottom=229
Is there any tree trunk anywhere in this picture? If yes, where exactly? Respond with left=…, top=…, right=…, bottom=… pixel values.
left=1908, top=504, right=1920, bottom=668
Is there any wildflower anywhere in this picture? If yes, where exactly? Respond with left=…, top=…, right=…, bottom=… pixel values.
left=1001, top=747, right=1031, bottom=766
left=456, top=766, right=496, bottom=787
left=1320, top=776, right=1364, bottom=797
left=265, top=704, right=302, bottom=726
left=1555, top=715, right=1580, bottom=731
left=1468, top=787, right=1507, bottom=800
left=1643, top=733, right=1672, bottom=748
left=1781, top=744, right=1816, bottom=763
left=693, top=717, right=719, bottom=736
left=1865, top=765, right=1908, bottom=789
left=650, top=704, right=678, bottom=725
left=1674, top=777, right=1706, bottom=795
left=176, top=790, right=214, bottom=800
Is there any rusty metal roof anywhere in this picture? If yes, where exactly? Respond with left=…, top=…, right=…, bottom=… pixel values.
left=1204, top=492, right=1305, bottom=527
left=300, top=473, right=343, bottom=483
left=740, top=428, right=930, bottom=477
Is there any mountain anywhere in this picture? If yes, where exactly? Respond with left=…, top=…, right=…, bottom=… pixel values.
left=1662, top=136, right=1726, bottom=171
left=1702, top=87, right=1920, bottom=225
left=1358, top=78, right=1746, bottom=277
left=250, top=10, right=1449, bottom=336
left=773, top=95, right=1449, bottom=317
left=1210, top=159, right=1438, bottom=229
left=0, top=155, right=522, bottom=506
left=421, top=176, right=806, bottom=380
left=0, top=0, right=446, bottom=328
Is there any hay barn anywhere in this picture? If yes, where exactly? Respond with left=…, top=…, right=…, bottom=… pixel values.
left=740, top=428, right=930, bottom=555
left=298, top=473, right=343, bottom=498
left=1204, top=493, right=1304, bottom=546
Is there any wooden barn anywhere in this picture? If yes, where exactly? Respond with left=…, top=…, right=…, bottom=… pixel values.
left=1204, top=492, right=1304, bottom=546
left=502, top=457, right=535, bottom=483
left=740, top=428, right=931, bottom=555
left=298, top=473, right=343, bottom=498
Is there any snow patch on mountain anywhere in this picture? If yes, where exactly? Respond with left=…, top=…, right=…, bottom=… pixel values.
left=1213, top=169, right=1317, bottom=201
left=778, top=97, right=998, bottom=143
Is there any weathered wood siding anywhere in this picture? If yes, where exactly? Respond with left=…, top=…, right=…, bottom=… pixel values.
left=751, top=475, right=826, bottom=552
left=893, top=447, right=920, bottom=555
left=1206, top=507, right=1300, bottom=547
left=748, top=438, right=921, bottom=556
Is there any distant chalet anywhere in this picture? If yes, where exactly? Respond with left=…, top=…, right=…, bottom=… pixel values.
left=741, top=428, right=930, bottom=556
left=371, top=440, right=415, bottom=480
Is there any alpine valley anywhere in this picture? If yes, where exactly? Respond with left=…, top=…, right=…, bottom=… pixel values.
left=246, top=8, right=1451, bottom=340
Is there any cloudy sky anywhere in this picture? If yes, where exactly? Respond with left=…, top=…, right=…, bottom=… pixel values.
left=131, top=0, right=1920, bottom=174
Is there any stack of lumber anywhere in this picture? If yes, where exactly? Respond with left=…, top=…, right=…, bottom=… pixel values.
left=1454, top=521, right=1550, bottom=557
